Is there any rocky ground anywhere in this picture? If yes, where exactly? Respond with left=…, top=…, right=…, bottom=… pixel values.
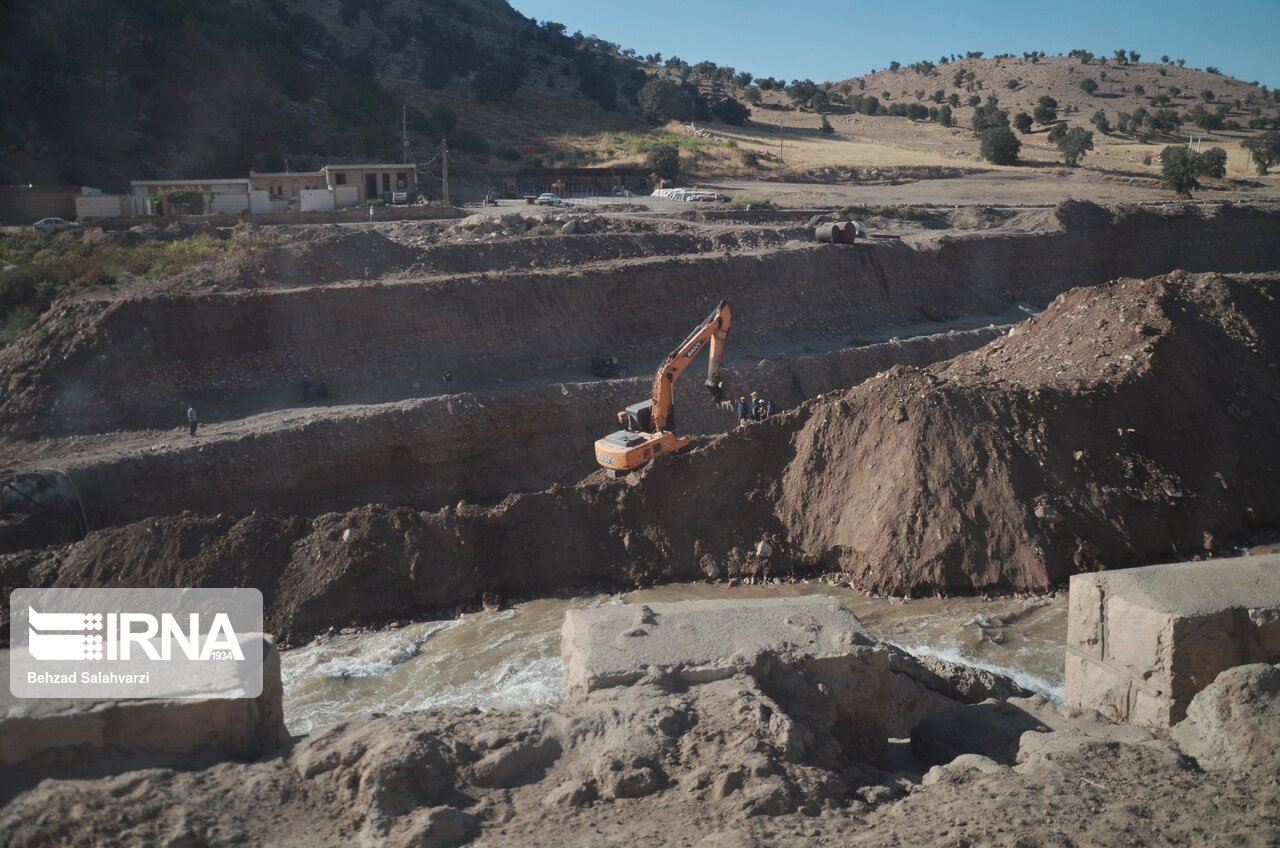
left=3, top=649, right=1275, bottom=848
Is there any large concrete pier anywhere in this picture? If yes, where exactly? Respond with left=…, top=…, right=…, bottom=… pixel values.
left=1064, top=554, right=1280, bottom=727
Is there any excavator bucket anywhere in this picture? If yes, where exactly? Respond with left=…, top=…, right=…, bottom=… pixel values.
left=706, top=372, right=727, bottom=403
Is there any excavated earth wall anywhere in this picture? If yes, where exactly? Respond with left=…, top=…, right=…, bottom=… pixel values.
left=5, top=328, right=1001, bottom=537
left=4, top=204, right=1279, bottom=439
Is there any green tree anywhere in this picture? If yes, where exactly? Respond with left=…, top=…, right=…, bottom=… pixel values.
left=1033, top=96, right=1058, bottom=124
left=1090, top=110, right=1111, bottom=134
left=1013, top=112, right=1033, bottom=133
left=819, top=115, right=835, bottom=133
left=1146, top=109, right=1180, bottom=134
left=937, top=104, right=953, bottom=127
left=979, top=125, right=1021, bottom=164
left=1047, top=122, right=1068, bottom=144
left=1188, top=105, right=1225, bottom=131
left=1080, top=78, right=1099, bottom=95
left=637, top=78, right=693, bottom=125
left=713, top=98, right=750, bottom=125
left=971, top=104, right=1009, bottom=134
left=1242, top=132, right=1280, bottom=174
left=1199, top=147, right=1228, bottom=178
left=646, top=143, right=680, bottom=180
left=1056, top=126, right=1095, bottom=166
left=1159, top=146, right=1208, bottom=196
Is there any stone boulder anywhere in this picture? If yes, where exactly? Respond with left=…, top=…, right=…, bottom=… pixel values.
left=1171, top=663, right=1280, bottom=777
left=562, top=597, right=891, bottom=765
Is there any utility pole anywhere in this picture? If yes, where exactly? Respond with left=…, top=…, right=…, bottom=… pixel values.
left=401, top=103, right=409, bottom=165
left=778, top=123, right=783, bottom=163
left=441, top=138, right=450, bottom=207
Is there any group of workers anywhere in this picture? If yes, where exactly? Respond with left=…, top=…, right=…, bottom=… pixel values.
left=736, top=390, right=774, bottom=426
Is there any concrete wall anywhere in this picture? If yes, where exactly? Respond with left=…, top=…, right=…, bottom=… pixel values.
left=249, top=191, right=271, bottom=214
left=300, top=189, right=335, bottom=212
left=1064, top=556, right=1280, bottom=728
left=210, top=193, right=251, bottom=215
left=75, top=195, right=130, bottom=220
left=0, top=637, right=288, bottom=786
left=82, top=204, right=466, bottom=230
left=335, top=186, right=359, bottom=208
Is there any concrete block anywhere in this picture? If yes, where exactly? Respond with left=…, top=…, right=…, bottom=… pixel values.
left=562, top=597, right=889, bottom=764
left=1, top=636, right=287, bottom=778
left=1103, top=592, right=1170, bottom=684
left=1064, top=650, right=1131, bottom=723
left=1066, top=574, right=1103, bottom=657
left=1065, top=555, right=1280, bottom=729
left=1169, top=610, right=1245, bottom=699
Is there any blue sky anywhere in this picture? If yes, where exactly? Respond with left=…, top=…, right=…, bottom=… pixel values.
left=509, top=0, right=1280, bottom=88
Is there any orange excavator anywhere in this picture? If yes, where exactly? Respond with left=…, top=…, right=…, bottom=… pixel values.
left=594, top=301, right=732, bottom=476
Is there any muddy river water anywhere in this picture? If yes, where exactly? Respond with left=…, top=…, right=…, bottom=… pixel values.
left=281, top=583, right=1067, bottom=736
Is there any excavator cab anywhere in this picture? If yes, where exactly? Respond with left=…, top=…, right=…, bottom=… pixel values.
left=624, top=399, right=654, bottom=432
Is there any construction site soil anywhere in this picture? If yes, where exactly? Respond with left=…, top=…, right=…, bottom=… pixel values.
left=1, top=203, right=1279, bottom=642
left=3, top=262, right=1279, bottom=646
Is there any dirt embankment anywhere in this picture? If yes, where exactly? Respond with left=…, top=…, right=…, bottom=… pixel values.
left=3, top=203, right=1278, bottom=440
left=5, top=272, right=1277, bottom=645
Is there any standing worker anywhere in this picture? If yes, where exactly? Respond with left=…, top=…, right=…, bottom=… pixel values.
left=186, top=405, right=198, bottom=437
left=750, top=390, right=762, bottom=421
left=735, top=395, right=750, bottom=426
left=300, top=374, right=313, bottom=401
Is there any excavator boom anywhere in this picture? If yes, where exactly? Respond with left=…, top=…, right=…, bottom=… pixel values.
left=649, top=300, right=731, bottom=431
left=594, top=301, right=732, bottom=475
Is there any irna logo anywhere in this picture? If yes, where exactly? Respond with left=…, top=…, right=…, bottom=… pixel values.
left=27, top=606, right=245, bottom=662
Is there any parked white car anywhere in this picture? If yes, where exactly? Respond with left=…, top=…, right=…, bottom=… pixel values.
left=535, top=193, right=564, bottom=206
left=32, top=217, right=78, bottom=231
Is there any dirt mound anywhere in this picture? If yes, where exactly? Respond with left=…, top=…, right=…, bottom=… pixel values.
left=779, top=271, right=1280, bottom=593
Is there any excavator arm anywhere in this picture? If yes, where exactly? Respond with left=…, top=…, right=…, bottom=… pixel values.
left=649, top=300, right=732, bottom=432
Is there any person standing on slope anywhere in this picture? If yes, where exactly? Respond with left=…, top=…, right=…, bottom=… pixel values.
left=736, top=396, right=750, bottom=426
left=186, top=405, right=198, bottom=437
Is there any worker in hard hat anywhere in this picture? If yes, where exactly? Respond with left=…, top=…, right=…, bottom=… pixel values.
left=735, top=395, right=750, bottom=427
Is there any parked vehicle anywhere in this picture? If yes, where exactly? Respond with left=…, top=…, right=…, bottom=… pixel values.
left=535, top=193, right=564, bottom=206
left=32, top=217, right=78, bottom=232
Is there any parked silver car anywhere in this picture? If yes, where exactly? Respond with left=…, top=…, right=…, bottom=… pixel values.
left=32, top=217, right=79, bottom=231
